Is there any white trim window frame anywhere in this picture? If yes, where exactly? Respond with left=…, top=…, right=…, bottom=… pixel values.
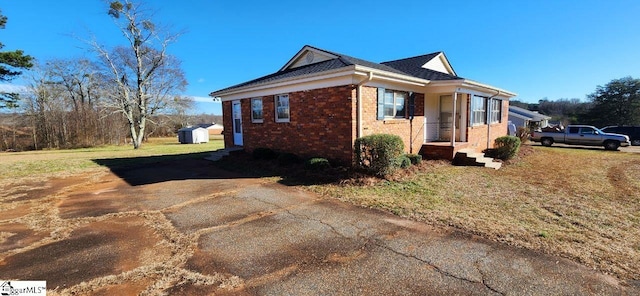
left=471, top=95, right=487, bottom=126
left=275, top=94, right=290, bottom=123
left=489, top=99, right=502, bottom=124
left=251, top=98, right=263, bottom=123
left=381, top=89, right=407, bottom=119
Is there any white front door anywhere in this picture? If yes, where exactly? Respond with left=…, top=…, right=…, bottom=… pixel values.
left=232, top=100, right=243, bottom=146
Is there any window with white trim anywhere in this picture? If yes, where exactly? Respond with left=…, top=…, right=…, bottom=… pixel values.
left=251, top=98, right=263, bottom=123
left=275, top=94, right=290, bottom=122
left=471, top=95, right=487, bottom=126
left=377, top=88, right=407, bottom=119
left=489, top=99, right=502, bottom=124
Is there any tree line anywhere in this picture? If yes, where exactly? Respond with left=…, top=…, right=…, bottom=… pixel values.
left=0, top=1, right=219, bottom=152
left=511, top=76, right=640, bottom=128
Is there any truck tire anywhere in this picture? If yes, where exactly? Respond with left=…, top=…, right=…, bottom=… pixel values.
left=541, top=138, right=554, bottom=147
left=604, top=140, right=620, bottom=151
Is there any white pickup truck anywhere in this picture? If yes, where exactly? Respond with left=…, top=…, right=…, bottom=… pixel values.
left=531, top=125, right=630, bottom=150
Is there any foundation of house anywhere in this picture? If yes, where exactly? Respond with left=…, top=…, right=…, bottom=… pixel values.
left=419, top=142, right=470, bottom=160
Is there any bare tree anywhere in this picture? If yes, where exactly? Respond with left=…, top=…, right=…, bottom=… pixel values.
left=91, top=0, right=186, bottom=149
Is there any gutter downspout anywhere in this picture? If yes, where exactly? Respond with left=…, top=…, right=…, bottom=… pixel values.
left=356, top=72, right=374, bottom=139
left=487, top=90, right=502, bottom=149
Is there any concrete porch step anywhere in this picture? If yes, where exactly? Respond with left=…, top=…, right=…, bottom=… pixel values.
left=204, top=147, right=244, bottom=162
left=453, top=148, right=502, bottom=170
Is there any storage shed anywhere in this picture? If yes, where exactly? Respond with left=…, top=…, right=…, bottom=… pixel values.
left=177, top=127, right=209, bottom=144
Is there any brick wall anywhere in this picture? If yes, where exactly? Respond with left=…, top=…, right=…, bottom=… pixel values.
left=465, top=99, right=510, bottom=151
left=224, top=85, right=356, bottom=165
left=360, top=86, right=426, bottom=155
left=222, top=101, right=233, bottom=148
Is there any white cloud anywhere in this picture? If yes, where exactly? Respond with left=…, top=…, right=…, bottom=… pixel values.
left=197, top=78, right=205, bottom=83
left=190, top=96, right=220, bottom=103
left=0, top=83, right=28, bottom=93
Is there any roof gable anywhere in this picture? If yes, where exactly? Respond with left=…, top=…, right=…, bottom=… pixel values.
left=281, top=46, right=340, bottom=71
left=381, top=52, right=461, bottom=81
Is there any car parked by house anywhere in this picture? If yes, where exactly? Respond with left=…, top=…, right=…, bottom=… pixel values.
left=531, top=125, right=630, bottom=150
left=600, top=126, right=640, bottom=146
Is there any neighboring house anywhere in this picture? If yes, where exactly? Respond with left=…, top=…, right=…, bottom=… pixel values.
left=508, top=105, right=550, bottom=129
left=197, top=123, right=224, bottom=135
left=178, top=126, right=209, bottom=144
left=210, top=45, right=516, bottom=164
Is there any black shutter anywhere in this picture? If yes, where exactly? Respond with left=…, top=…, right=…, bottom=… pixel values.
left=408, top=92, right=415, bottom=119
left=377, top=87, right=385, bottom=120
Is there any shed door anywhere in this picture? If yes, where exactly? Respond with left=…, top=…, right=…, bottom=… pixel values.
left=232, top=100, right=243, bottom=146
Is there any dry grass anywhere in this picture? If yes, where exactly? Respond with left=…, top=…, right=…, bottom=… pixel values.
left=0, top=137, right=223, bottom=180
left=307, top=145, right=640, bottom=281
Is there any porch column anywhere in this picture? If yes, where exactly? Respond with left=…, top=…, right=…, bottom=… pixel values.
left=451, top=92, right=457, bottom=147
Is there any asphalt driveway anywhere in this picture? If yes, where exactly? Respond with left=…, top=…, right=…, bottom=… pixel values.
left=0, top=158, right=637, bottom=295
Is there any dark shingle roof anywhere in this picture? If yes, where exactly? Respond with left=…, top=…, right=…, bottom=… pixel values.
left=213, top=58, right=351, bottom=94
left=211, top=46, right=462, bottom=95
left=381, top=53, right=463, bottom=80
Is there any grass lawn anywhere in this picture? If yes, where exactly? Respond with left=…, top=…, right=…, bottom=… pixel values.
left=306, top=145, right=640, bottom=281
left=0, top=136, right=224, bottom=180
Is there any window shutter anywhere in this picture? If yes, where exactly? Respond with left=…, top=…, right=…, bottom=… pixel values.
left=377, top=87, right=385, bottom=120
left=408, top=92, right=415, bottom=119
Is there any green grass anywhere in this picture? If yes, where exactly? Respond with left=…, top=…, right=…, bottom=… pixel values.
left=0, top=137, right=224, bottom=179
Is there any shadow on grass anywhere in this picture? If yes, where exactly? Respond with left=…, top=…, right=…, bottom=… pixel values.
left=93, top=150, right=349, bottom=186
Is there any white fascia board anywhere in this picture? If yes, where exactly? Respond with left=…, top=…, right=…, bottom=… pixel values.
left=213, top=69, right=359, bottom=102
left=427, top=79, right=517, bottom=98
left=211, top=66, right=357, bottom=100
left=353, top=65, right=430, bottom=86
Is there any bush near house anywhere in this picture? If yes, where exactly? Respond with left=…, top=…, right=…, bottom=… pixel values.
left=354, top=134, right=405, bottom=176
left=305, top=157, right=331, bottom=170
left=406, top=154, right=422, bottom=165
left=493, top=136, right=521, bottom=160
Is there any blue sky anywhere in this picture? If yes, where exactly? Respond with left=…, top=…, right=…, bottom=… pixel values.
left=2, top=0, right=639, bottom=115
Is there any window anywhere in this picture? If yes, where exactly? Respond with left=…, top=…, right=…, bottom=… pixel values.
left=275, top=94, right=290, bottom=122
left=377, top=88, right=407, bottom=119
left=251, top=98, right=263, bottom=123
left=489, top=99, right=502, bottom=124
left=471, top=95, right=487, bottom=125
left=580, top=127, right=596, bottom=135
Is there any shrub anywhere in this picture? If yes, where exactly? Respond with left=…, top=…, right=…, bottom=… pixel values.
left=354, top=134, right=405, bottom=176
left=398, top=155, right=412, bottom=169
left=277, top=152, right=301, bottom=166
left=516, top=127, right=531, bottom=143
left=493, top=136, right=521, bottom=160
left=252, top=147, right=278, bottom=160
left=305, top=157, right=331, bottom=170
left=406, top=153, right=422, bottom=165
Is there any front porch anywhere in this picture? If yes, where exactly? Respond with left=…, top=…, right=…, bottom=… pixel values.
left=419, top=141, right=470, bottom=160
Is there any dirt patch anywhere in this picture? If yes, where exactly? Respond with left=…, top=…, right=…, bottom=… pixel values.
left=0, top=223, right=48, bottom=253
left=0, top=216, right=172, bottom=289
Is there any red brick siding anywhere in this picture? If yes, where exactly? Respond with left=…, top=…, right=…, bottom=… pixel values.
left=222, top=101, right=234, bottom=148
left=360, top=86, right=425, bottom=155
left=465, top=99, right=510, bottom=152
left=225, top=85, right=356, bottom=164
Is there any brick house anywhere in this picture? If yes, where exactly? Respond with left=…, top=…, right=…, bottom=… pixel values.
left=210, top=45, right=516, bottom=165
